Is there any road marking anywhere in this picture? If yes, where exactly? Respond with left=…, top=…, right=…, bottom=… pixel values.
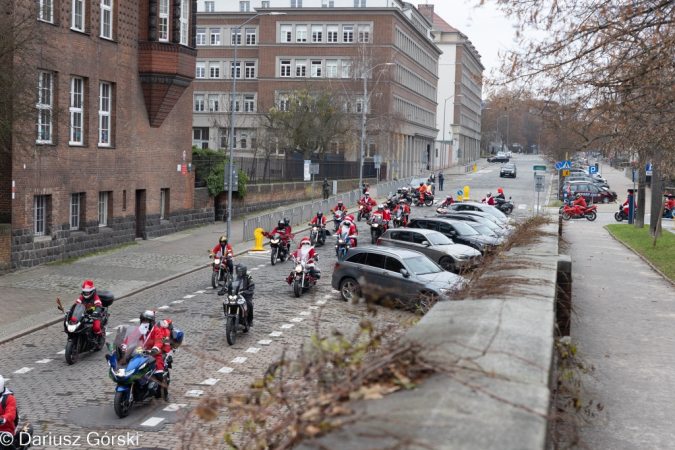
left=186, top=390, right=204, bottom=397
left=270, top=331, right=283, bottom=337
left=141, top=417, right=165, bottom=427
left=518, top=204, right=527, bottom=210
left=246, top=347, right=260, bottom=354
left=35, top=359, right=52, bottom=364
left=183, top=295, right=195, bottom=299
left=316, top=300, right=327, bottom=305
left=231, top=357, right=247, bottom=364
left=200, top=378, right=220, bottom=386
left=106, top=332, right=113, bottom=336
left=258, top=264, right=266, bottom=267
left=129, top=318, right=140, bottom=323
left=308, top=306, right=319, bottom=310
left=258, top=340, right=272, bottom=345
left=172, top=300, right=184, bottom=304
left=218, top=367, right=234, bottom=374
left=280, top=324, right=295, bottom=329
left=251, top=268, right=259, bottom=271
left=158, top=306, right=170, bottom=310
left=299, top=311, right=311, bottom=316
left=163, top=403, right=187, bottom=412
left=57, top=350, right=65, bottom=355
left=290, top=317, right=304, bottom=322
left=14, top=367, right=32, bottom=374
left=195, top=290, right=206, bottom=294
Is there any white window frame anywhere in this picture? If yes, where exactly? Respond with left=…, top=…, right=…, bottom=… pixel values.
left=311, top=60, right=322, bottom=78
left=196, top=62, right=206, bottom=78
left=231, top=29, right=242, bottom=46
left=343, top=25, right=354, bottom=43
left=280, top=60, right=291, bottom=77
left=70, top=77, right=84, bottom=145
left=326, top=59, right=338, bottom=78
left=354, top=0, right=366, bottom=6
left=281, top=25, right=292, bottom=43
left=341, top=61, right=352, bottom=78
left=204, top=1, right=215, bottom=11
left=295, top=60, right=306, bottom=77
left=39, top=0, right=54, bottom=23
left=98, top=192, right=108, bottom=227
left=231, top=61, right=241, bottom=79
left=37, top=71, right=53, bottom=144
left=72, top=0, right=85, bottom=31
left=327, top=25, right=338, bottom=43
left=239, top=129, right=248, bottom=149
left=311, top=25, right=322, bottom=43
left=196, top=28, right=206, bottom=45
left=239, top=1, right=250, bottom=11
left=262, top=1, right=270, bottom=7
left=244, top=95, right=255, bottom=112
left=98, top=82, right=111, bottom=147
left=34, top=195, right=46, bottom=236
left=278, top=95, right=289, bottom=111
left=180, top=0, right=189, bottom=45
left=245, top=61, right=256, bottom=79
left=159, top=0, right=169, bottom=42
left=210, top=29, right=221, bottom=45
left=296, top=25, right=307, bottom=43
left=70, top=193, right=81, bottom=230
left=101, top=0, right=113, bottom=40
left=322, top=0, right=335, bottom=6
left=208, top=94, right=219, bottom=112
left=245, top=28, right=256, bottom=45
left=291, top=0, right=302, bottom=7
left=194, top=94, right=205, bottom=112
left=209, top=62, right=220, bottom=78
left=358, top=24, right=371, bottom=43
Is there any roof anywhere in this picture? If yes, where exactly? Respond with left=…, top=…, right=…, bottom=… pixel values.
left=432, top=12, right=460, bottom=33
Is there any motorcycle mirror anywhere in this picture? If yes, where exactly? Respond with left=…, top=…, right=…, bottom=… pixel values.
left=56, top=298, right=64, bottom=312
left=107, top=343, right=114, bottom=352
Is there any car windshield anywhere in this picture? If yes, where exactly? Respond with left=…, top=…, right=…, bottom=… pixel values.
left=450, top=221, right=479, bottom=235
left=473, top=218, right=501, bottom=231
left=503, top=164, right=515, bottom=169
left=426, top=232, right=453, bottom=245
left=481, top=206, right=508, bottom=221
left=471, top=224, right=496, bottom=236
left=404, top=256, right=442, bottom=275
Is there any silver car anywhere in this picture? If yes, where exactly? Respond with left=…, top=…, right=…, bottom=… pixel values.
left=376, top=228, right=481, bottom=273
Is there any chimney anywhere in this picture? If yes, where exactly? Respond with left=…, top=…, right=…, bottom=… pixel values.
left=418, top=4, right=434, bottom=22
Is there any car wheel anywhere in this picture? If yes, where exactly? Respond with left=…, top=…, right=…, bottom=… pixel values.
left=438, top=256, right=455, bottom=272
left=339, top=277, right=361, bottom=302
left=499, top=173, right=503, bottom=178
left=602, top=196, right=610, bottom=204
left=416, top=290, right=439, bottom=312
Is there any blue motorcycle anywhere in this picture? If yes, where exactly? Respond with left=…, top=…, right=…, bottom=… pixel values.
left=105, top=326, right=165, bottom=418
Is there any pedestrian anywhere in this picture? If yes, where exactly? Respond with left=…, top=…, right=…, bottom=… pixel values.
left=362, top=182, right=368, bottom=195
left=438, top=172, right=444, bottom=191
left=322, top=178, right=330, bottom=200
left=429, top=172, right=435, bottom=184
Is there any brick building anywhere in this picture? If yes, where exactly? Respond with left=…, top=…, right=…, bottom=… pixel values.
left=0, top=0, right=213, bottom=269
left=192, top=0, right=440, bottom=179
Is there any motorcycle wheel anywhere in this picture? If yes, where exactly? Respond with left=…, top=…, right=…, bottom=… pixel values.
left=614, top=212, right=624, bottom=222
left=65, top=338, right=79, bottom=365
left=561, top=212, right=571, bottom=221
left=310, top=233, right=317, bottom=246
left=586, top=211, right=597, bottom=221
left=357, top=212, right=362, bottom=222
left=293, top=279, right=302, bottom=298
left=271, top=248, right=277, bottom=266
left=371, top=230, right=377, bottom=245
left=94, top=333, right=106, bottom=352
left=424, top=198, right=434, bottom=207
left=211, top=271, right=218, bottom=289
left=505, top=206, right=513, bottom=215
left=114, top=390, right=132, bottom=418
left=226, top=316, right=237, bottom=346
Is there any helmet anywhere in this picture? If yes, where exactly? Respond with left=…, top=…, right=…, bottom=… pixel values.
left=343, top=219, right=352, bottom=226
left=81, top=280, right=96, bottom=301
left=170, top=329, right=184, bottom=347
left=278, top=220, right=285, bottom=228
left=337, top=199, right=343, bottom=205
left=236, top=263, right=247, bottom=277
left=497, top=188, right=504, bottom=194
left=284, top=217, right=290, bottom=226
left=140, top=310, right=155, bottom=325
left=419, top=183, right=424, bottom=187
left=301, top=237, right=311, bottom=246
left=402, top=187, right=408, bottom=193
left=316, top=211, right=323, bottom=218
left=378, top=204, right=384, bottom=211
left=486, top=192, right=492, bottom=198
left=397, top=188, right=402, bottom=194
left=576, top=193, right=582, bottom=199
left=220, top=236, right=228, bottom=244
left=0, top=374, right=4, bottom=393
left=365, top=192, right=370, bottom=196
left=446, top=195, right=453, bottom=200
left=399, top=198, right=406, bottom=204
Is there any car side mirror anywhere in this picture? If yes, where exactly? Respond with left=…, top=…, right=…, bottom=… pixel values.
left=422, top=241, right=430, bottom=246
left=400, top=269, right=410, bottom=278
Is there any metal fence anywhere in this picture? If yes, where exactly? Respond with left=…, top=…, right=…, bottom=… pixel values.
left=193, top=155, right=386, bottom=187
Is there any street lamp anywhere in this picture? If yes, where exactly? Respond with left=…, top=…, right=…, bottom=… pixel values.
left=226, top=12, right=285, bottom=241
left=441, top=94, right=463, bottom=169
left=359, top=62, right=395, bottom=189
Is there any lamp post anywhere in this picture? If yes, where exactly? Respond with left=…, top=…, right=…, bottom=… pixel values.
left=441, top=94, right=463, bottom=169
left=226, top=12, right=284, bottom=240
left=359, top=62, right=394, bottom=189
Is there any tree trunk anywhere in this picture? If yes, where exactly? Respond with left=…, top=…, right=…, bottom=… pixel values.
left=635, top=165, right=646, bottom=228
left=650, top=167, right=664, bottom=238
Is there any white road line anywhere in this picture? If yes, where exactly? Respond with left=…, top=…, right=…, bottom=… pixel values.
left=251, top=268, right=259, bottom=271
left=290, top=317, right=304, bottom=322
left=280, top=324, right=295, bottom=329
left=57, top=350, right=65, bottom=355
left=200, top=378, right=220, bottom=386
left=163, top=403, right=187, bottom=412
left=172, top=300, right=184, bottom=304
left=129, top=318, right=140, bottom=323
left=14, top=368, right=32, bottom=374
left=185, top=390, right=204, bottom=397
left=35, top=359, right=52, bottom=364
left=183, top=295, right=195, bottom=299
left=158, top=306, right=170, bottom=310
left=308, top=306, right=319, bottom=310
left=231, top=357, right=247, bottom=364
left=269, top=331, right=283, bottom=337
left=258, top=340, right=272, bottom=345
left=316, top=300, right=327, bottom=305
left=258, top=264, right=266, bottom=267
left=518, top=204, right=527, bottom=210
left=299, top=311, right=311, bottom=316
left=246, top=348, right=260, bottom=354
left=218, top=367, right=234, bottom=374
left=141, top=417, right=165, bottom=427
left=106, top=332, right=113, bottom=336
left=195, top=290, right=206, bottom=294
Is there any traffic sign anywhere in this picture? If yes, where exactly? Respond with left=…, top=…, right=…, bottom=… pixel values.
left=533, top=165, right=546, bottom=171
left=555, top=161, right=571, bottom=170
left=562, top=170, right=570, bottom=177
left=310, top=163, right=320, bottom=175
left=646, top=164, right=653, bottom=176
left=589, top=165, right=598, bottom=174
left=457, top=189, right=463, bottom=196
left=223, top=163, right=239, bottom=192
left=534, top=174, right=545, bottom=192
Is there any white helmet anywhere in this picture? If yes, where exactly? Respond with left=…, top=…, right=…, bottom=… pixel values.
left=0, top=374, right=5, bottom=393
left=343, top=220, right=352, bottom=226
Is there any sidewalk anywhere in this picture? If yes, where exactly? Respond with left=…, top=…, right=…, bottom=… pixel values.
left=0, top=166, right=486, bottom=344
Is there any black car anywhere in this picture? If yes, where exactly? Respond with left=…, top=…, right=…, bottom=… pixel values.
left=500, top=163, right=517, bottom=178
left=408, top=218, right=501, bottom=254
left=488, top=155, right=510, bottom=163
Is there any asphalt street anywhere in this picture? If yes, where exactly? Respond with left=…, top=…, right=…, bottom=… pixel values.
left=0, top=155, right=549, bottom=449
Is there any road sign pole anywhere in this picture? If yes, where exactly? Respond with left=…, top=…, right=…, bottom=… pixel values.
left=311, top=172, right=315, bottom=203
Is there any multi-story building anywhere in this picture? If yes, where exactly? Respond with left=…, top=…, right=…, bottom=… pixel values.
left=0, top=0, right=211, bottom=269
left=418, top=4, right=484, bottom=169
left=193, top=0, right=441, bottom=179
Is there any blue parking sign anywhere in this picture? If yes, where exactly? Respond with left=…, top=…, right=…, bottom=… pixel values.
left=589, top=165, right=598, bottom=174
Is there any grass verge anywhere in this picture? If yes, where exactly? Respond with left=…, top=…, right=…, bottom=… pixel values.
left=46, top=242, right=137, bottom=266
left=606, top=224, right=675, bottom=280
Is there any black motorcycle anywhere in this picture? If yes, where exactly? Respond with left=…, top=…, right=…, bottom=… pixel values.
left=392, top=209, right=405, bottom=228
left=308, top=223, right=327, bottom=246
left=56, top=292, right=114, bottom=365
left=495, top=197, right=514, bottom=215
left=268, top=232, right=291, bottom=266
left=368, top=215, right=387, bottom=244
left=222, top=282, right=250, bottom=346
left=412, top=191, right=434, bottom=207
left=289, top=255, right=319, bottom=297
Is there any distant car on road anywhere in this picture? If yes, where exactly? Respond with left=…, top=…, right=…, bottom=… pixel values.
left=488, top=155, right=510, bottom=163
left=500, top=163, right=517, bottom=178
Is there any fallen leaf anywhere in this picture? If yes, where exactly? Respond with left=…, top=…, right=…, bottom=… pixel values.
left=300, top=406, right=322, bottom=422
left=305, top=425, right=321, bottom=436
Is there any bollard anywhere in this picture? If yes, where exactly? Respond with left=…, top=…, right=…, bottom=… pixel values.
left=251, top=228, right=266, bottom=251
left=473, top=165, right=477, bottom=173
left=463, top=185, right=470, bottom=201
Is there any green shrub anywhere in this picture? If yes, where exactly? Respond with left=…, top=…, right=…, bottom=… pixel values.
left=192, top=146, right=248, bottom=199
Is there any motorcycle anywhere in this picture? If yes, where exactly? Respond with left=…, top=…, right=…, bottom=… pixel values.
left=209, top=250, right=232, bottom=289
left=1, top=421, right=34, bottom=450
left=495, top=197, right=515, bottom=215
left=368, top=214, right=387, bottom=244
left=288, top=255, right=319, bottom=298
left=266, top=232, right=293, bottom=266
left=333, top=210, right=344, bottom=232
left=308, top=223, right=327, bottom=246
left=335, top=229, right=356, bottom=259
left=614, top=204, right=634, bottom=222
left=357, top=203, right=372, bottom=222
left=105, top=325, right=167, bottom=418
left=392, top=209, right=405, bottom=228
left=561, top=202, right=597, bottom=221
left=222, top=281, right=250, bottom=346
left=412, top=191, right=434, bottom=207
left=56, top=294, right=113, bottom=365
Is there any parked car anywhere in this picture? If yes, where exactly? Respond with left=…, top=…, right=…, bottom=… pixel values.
left=408, top=218, right=501, bottom=254
left=331, top=247, right=466, bottom=305
left=488, top=155, right=510, bottom=163
left=500, top=163, right=517, bottom=178
left=435, top=211, right=510, bottom=237
left=376, top=228, right=481, bottom=273
left=564, top=175, right=609, bottom=188
left=467, top=223, right=506, bottom=243
left=561, top=181, right=617, bottom=203
left=568, top=168, right=588, bottom=177
left=589, top=173, right=607, bottom=184
left=444, top=202, right=511, bottom=225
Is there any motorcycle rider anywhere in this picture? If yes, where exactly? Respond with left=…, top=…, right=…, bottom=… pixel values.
left=309, top=211, right=327, bottom=243
left=211, top=236, right=234, bottom=278
left=622, top=195, right=637, bottom=217
left=371, top=204, right=390, bottom=230
left=291, top=238, right=321, bottom=281
left=393, top=198, right=411, bottom=226
left=337, top=219, right=358, bottom=247
left=496, top=188, right=506, bottom=202
left=267, top=220, right=293, bottom=254
left=572, top=193, right=588, bottom=216
left=0, top=375, right=17, bottom=448
left=359, top=191, right=377, bottom=210
left=440, top=194, right=455, bottom=208
left=333, top=199, right=347, bottom=213
left=482, top=192, right=495, bottom=206
left=665, top=194, right=675, bottom=216
left=75, top=280, right=104, bottom=337
left=224, top=264, right=255, bottom=328
left=385, top=198, right=395, bottom=211
left=416, top=182, right=426, bottom=204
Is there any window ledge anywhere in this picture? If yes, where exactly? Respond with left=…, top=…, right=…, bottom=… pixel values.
left=98, top=226, right=114, bottom=233
left=34, top=235, right=51, bottom=242
left=70, top=28, right=90, bottom=36
left=97, top=145, right=115, bottom=149
left=100, top=36, right=118, bottom=43
left=69, top=143, right=86, bottom=147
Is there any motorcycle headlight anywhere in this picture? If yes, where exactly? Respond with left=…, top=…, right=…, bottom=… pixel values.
left=67, top=324, right=78, bottom=332
left=339, top=239, right=345, bottom=244
left=372, top=224, right=378, bottom=228
left=214, top=259, right=220, bottom=265
left=117, top=368, right=134, bottom=377
left=271, top=239, right=279, bottom=244
left=139, top=362, right=148, bottom=371
left=229, top=295, right=237, bottom=304
left=295, top=265, right=303, bottom=272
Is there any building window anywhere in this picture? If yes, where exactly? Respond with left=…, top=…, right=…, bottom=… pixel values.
left=99, top=82, right=111, bottom=146
left=39, top=0, right=54, bottom=23
left=356, top=97, right=364, bottom=113
left=231, top=61, right=241, bottom=79
left=295, top=60, right=306, bottom=77
left=37, top=71, right=53, bottom=144
left=239, top=1, right=250, bottom=11
left=343, top=25, right=354, bottom=43
left=98, top=192, right=108, bottom=226
left=160, top=189, right=169, bottom=219
left=354, top=0, right=366, bottom=6
left=210, top=29, right=220, bottom=45
left=296, top=25, right=307, bottom=43
left=358, top=24, right=371, bottom=43
left=245, top=28, right=256, bottom=45
left=205, top=1, right=214, bottom=11
left=311, top=25, right=322, bottom=43
left=280, top=60, right=291, bottom=77
left=101, top=0, right=113, bottom=39
left=326, top=59, right=337, bottom=78
left=322, top=0, right=335, bottom=6
left=219, top=128, right=228, bottom=148
left=70, top=77, right=84, bottom=145
left=34, top=195, right=47, bottom=236
left=229, top=95, right=240, bottom=112
left=193, top=127, right=209, bottom=148
left=341, top=61, right=352, bottom=78
left=210, top=62, right=220, bottom=78
left=208, top=94, right=219, bottom=112
left=196, top=62, right=206, bottom=78
left=291, top=0, right=302, bottom=7
left=239, top=130, right=248, bottom=149
left=244, top=95, right=255, bottom=112
left=281, top=25, right=292, bottom=43
left=278, top=95, right=289, bottom=111
left=311, top=60, right=322, bottom=77
left=231, top=29, right=241, bottom=45
left=180, top=0, right=189, bottom=45
left=72, top=0, right=85, bottom=31
left=327, top=25, right=338, bottom=43
left=262, top=0, right=270, bottom=6
left=245, top=61, right=256, bottom=79
left=194, top=94, right=205, bottom=112
left=159, top=0, right=169, bottom=41
left=70, top=193, right=82, bottom=230
left=196, top=28, right=206, bottom=45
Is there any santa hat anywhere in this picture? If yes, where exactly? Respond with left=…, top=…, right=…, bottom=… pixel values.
left=300, top=237, right=311, bottom=245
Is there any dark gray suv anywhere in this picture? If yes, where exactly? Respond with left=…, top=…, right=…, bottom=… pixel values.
left=331, top=246, right=466, bottom=305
